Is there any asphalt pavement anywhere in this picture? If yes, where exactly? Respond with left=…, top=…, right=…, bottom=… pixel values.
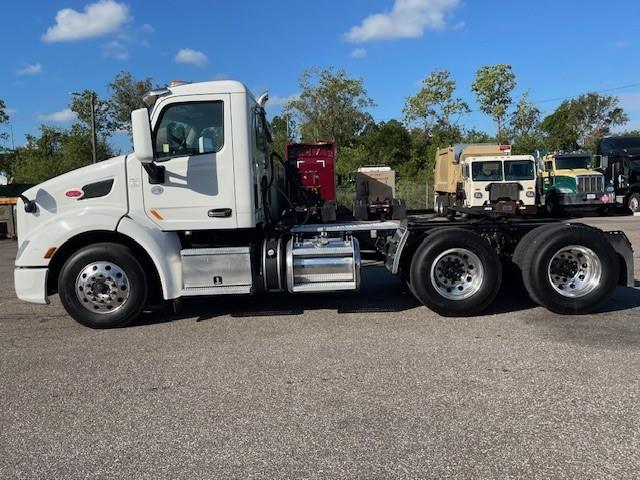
left=1, top=216, right=639, bottom=479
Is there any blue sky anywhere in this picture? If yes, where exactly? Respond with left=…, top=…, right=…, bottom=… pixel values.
left=2, top=0, right=640, bottom=152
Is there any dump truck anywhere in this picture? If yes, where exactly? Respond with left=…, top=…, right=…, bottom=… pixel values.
left=13, top=80, right=634, bottom=328
left=433, top=144, right=538, bottom=216
left=353, top=166, right=405, bottom=220
left=539, top=153, right=614, bottom=216
left=596, top=136, right=640, bottom=213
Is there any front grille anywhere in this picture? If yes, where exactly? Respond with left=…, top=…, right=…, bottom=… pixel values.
left=576, top=175, right=604, bottom=193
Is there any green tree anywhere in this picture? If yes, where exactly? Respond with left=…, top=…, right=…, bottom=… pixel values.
left=0, top=99, right=9, bottom=150
left=541, top=93, right=628, bottom=151
left=461, top=128, right=495, bottom=144
left=108, top=71, right=154, bottom=136
left=360, top=119, right=412, bottom=168
left=471, top=64, right=516, bottom=142
left=269, top=114, right=295, bottom=160
left=509, top=92, right=544, bottom=154
left=11, top=125, right=115, bottom=184
left=70, top=90, right=116, bottom=139
left=283, top=67, right=375, bottom=148
left=403, top=70, right=469, bottom=136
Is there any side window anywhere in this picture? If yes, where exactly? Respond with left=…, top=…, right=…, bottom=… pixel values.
left=254, top=109, right=268, bottom=155
left=154, top=101, right=224, bottom=159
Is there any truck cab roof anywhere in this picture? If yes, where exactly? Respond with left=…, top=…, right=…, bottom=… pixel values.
left=168, top=80, right=252, bottom=96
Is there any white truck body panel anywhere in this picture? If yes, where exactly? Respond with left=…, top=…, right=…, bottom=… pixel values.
left=143, top=92, right=240, bottom=230
left=15, top=156, right=128, bottom=267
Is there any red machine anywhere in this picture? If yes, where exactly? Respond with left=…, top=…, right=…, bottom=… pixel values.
left=285, top=142, right=337, bottom=222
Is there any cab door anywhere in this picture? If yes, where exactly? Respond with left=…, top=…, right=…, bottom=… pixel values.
left=142, top=95, right=236, bottom=230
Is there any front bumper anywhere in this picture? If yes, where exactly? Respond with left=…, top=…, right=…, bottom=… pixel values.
left=14, top=267, right=49, bottom=305
left=558, top=193, right=614, bottom=206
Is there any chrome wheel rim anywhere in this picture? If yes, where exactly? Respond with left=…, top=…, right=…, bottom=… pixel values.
left=430, top=248, right=484, bottom=300
left=75, top=262, right=130, bottom=314
left=547, top=245, right=601, bottom=298
left=630, top=196, right=639, bottom=212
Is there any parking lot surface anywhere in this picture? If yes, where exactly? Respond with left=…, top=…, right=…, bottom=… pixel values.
left=1, top=216, right=639, bottom=479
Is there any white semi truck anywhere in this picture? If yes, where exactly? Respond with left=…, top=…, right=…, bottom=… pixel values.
left=14, top=80, right=635, bottom=328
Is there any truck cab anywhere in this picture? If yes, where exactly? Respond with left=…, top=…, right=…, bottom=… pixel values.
left=596, top=136, right=640, bottom=213
left=540, top=153, right=614, bottom=215
left=460, top=154, right=537, bottom=215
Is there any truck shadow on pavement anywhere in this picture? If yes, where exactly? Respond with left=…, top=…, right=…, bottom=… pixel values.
left=133, top=266, right=640, bottom=327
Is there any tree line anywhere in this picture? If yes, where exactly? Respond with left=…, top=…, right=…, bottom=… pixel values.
left=0, top=66, right=638, bottom=186
left=0, top=72, right=153, bottom=183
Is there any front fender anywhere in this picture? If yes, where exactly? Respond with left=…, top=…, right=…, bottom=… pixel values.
left=15, top=208, right=123, bottom=267
left=117, top=217, right=183, bottom=300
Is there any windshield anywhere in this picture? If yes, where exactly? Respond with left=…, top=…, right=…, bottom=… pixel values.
left=505, top=160, right=535, bottom=180
left=472, top=161, right=503, bottom=181
left=555, top=156, right=592, bottom=170
left=611, top=137, right=640, bottom=149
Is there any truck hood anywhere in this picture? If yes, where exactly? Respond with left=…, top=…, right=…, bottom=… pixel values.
left=22, top=155, right=127, bottom=200
left=16, top=155, right=129, bottom=251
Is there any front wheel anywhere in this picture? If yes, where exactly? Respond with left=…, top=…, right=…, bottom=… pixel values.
left=409, top=229, right=502, bottom=316
left=628, top=192, right=640, bottom=214
left=58, top=243, right=148, bottom=328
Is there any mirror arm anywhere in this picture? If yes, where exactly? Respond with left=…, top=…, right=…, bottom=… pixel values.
left=143, top=163, right=165, bottom=184
left=18, top=194, right=37, bottom=213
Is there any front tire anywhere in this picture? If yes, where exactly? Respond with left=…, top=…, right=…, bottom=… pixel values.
left=409, top=229, right=502, bottom=316
left=628, top=192, right=640, bottom=214
left=58, top=243, right=148, bottom=328
left=519, top=225, right=618, bottom=314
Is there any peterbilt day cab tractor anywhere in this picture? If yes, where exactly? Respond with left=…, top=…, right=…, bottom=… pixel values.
left=433, top=144, right=538, bottom=216
left=539, top=153, right=614, bottom=216
left=13, top=80, right=635, bottom=328
left=596, top=136, right=640, bottom=213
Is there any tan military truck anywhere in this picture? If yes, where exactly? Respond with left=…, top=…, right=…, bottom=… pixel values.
left=433, top=144, right=538, bottom=216
left=353, top=166, right=405, bottom=220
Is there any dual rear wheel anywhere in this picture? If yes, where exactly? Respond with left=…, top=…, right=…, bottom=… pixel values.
left=408, top=225, right=619, bottom=316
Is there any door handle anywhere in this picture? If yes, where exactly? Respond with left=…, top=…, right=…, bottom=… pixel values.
left=208, top=208, right=232, bottom=218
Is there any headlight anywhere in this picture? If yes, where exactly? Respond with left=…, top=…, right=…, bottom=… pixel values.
left=526, top=191, right=535, bottom=197
left=474, top=192, right=482, bottom=199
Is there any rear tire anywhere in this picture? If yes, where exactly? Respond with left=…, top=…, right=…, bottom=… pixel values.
left=58, top=243, right=148, bottom=328
left=519, top=225, right=618, bottom=314
left=409, top=229, right=502, bottom=316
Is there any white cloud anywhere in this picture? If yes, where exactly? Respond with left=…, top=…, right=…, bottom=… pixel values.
left=174, top=48, right=208, bottom=67
left=614, top=40, right=631, bottom=48
left=211, top=73, right=231, bottom=81
left=5, top=108, right=16, bottom=116
left=103, top=40, right=129, bottom=60
left=345, top=0, right=460, bottom=42
left=269, top=94, right=299, bottom=107
left=38, top=108, right=77, bottom=123
left=140, top=23, right=154, bottom=33
left=16, top=63, right=43, bottom=76
left=42, top=0, right=130, bottom=43
left=350, top=47, right=367, bottom=59
left=452, top=20, right=465, bottom=30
